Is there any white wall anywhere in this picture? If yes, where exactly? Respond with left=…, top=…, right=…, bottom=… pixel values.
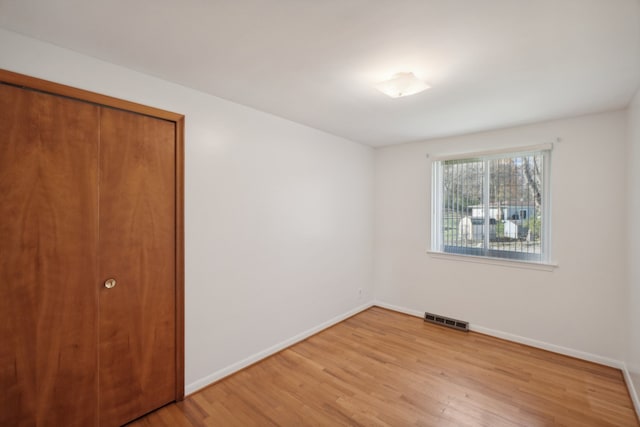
left=627, top=87, right=640, bottom=407
left=0, top=29, right=374, bottom=392
left=374, top=111, right=628, bottom=362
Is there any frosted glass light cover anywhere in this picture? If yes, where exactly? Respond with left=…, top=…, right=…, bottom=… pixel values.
left=375, top=72, right=430, bottom=98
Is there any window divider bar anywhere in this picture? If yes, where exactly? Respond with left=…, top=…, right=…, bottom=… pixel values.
left=483, top=159, right=490, bottom=254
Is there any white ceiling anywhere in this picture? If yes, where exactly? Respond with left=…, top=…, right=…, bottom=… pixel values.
left=1, top=0, right=639, bottom=147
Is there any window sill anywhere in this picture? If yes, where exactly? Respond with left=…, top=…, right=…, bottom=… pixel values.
left=426, top=250, right=558, bottom=271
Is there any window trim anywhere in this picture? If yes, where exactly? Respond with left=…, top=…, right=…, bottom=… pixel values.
left=430, top=144, right=553, bottom=264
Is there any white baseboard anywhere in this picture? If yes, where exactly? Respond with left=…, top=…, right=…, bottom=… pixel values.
left=469, top=324, right=623, bottom=369
left=623, top=364, right=640, bottom=419
left=373, top=300, right=425, bottom=318
left=373, top=300, right=623, bottom=369
left=185, top=300, right=375, bottom=395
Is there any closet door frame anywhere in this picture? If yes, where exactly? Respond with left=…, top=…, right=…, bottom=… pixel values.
left=0, top=68, right=186, bottom=402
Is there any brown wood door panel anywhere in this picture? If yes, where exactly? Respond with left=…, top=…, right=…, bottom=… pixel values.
left=0, top=84, right=100, bottom=426
left=98, top=108, right=176, bottom=427
left=0, top=71, right=183, bottom=426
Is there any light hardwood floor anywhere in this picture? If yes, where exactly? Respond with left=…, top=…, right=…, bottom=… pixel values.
left=128, top=307, right=639, bottom=426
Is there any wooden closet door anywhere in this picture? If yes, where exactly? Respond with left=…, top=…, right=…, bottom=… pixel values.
left=0, top=84, right=100, bottom=426
left=98, top=108, right=176, bottom=426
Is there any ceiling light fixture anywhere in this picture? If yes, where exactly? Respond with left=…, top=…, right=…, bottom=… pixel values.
left=375, top=72, right=430, bottom=98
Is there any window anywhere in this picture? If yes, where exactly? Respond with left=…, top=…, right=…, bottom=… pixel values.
left=431, top=145, right=551, bottom=263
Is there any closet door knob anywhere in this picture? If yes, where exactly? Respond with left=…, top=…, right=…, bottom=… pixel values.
left=104, top=278, right=117, bottom=289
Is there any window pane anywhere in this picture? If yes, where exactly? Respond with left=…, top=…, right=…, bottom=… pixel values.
left=487, top=154, right=543, bottom=261
left=442, top=158, right=483, bottom=253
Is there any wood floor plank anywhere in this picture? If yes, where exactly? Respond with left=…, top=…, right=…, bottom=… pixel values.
left=127, top=307, right=639, bottom=426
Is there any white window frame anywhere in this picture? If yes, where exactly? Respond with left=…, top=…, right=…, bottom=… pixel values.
left=430, top=144, right=553, bottom=265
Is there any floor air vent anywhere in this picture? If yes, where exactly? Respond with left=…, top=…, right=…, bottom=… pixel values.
left=424, top=312, right=469, bottom=332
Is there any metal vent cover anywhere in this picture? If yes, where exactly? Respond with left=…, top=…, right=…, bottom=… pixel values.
left=424, top=312, right=469, bottom=332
